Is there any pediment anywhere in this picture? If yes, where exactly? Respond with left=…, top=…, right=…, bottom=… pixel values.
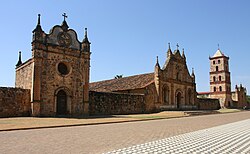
left=47, top=25, right=81, bottom=50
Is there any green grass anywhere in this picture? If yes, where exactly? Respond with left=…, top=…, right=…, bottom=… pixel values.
left=127, top=116, right=165, bottom=119
left=247, top=95, right=250, bottom=103
left=217, top=109, right=241, bottom=113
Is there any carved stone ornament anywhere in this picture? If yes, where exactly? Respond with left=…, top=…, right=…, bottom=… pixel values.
left=57, top=32, right=72, bottom=47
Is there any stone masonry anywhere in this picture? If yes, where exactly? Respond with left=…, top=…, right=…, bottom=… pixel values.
left=197, top=98, right=220, bottom=110
left=15, top=14, right=90, bottom=116
left=0, top=87, right=30, bottom=117
left=90, top=43, right=198, bottom=112
left=89, top=91, right=145, bottom=115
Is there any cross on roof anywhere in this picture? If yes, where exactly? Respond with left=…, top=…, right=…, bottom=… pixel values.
left=176, top=43, right=179, bottom=50
left=62, top=13, right=68, bottom=21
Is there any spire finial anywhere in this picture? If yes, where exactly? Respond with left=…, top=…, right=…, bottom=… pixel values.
left=155, top=56, right=160, bottom=68
left=85, top=28, right=88, bottom=38
left=191, top=67, right=195, bottom=77
left=218, top=43, right=220, bottom=50
left=83, top=27, right=90, bottom=44
left=182, top=48, right=186, bottom=59
left=19, top=51, right=21, bottom=60
left=176, top=43, right=179, bottom=50
left=38, top=14, right=41, bottom=25
left=167, top=42, right=172, bottom=58
left=33, top=14, right=43, bottom=33
left=16, top=51, right=22, bottom=67
left=62, top=13, right=68, bottom=21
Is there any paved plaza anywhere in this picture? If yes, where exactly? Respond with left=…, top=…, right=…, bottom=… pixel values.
left=0, top=111, right=249, bottom=154
left=106, top=119, right=250, bottom=154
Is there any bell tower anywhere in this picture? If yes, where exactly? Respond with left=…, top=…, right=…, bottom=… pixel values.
left=209, top=47, right=231, bottom=108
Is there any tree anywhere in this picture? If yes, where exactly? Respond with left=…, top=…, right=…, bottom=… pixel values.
left=114, top=75, right=123, bottom=79
left=247, top=95, right=250, bottom=103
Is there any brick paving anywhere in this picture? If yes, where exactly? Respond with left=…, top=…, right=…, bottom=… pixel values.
left=0, top=111, right=249, bottom=154
left=106, top=119, right=250, bottom=154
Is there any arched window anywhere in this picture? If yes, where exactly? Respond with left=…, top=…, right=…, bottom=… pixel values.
left=218, top=60, right=221, bottom=64
left=216, top=66, right=219, bottom=71
left=219, top=86, right=222, bottom=91
left=213, top=61, right=215, bottom=64
left=213, top=76, right=216, bottom=82
left=176, top=91, right=182, bottom=109
left=188, top=89, right=192, bottom=104
left=219, top=76, right=222, bottom=81
left=163, top=86, right=169, bottom=104
left=214, top=87, right=216, bottom=92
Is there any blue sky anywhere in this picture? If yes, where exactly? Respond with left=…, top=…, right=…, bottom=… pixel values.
left=0, top=0, right=249, bottom=94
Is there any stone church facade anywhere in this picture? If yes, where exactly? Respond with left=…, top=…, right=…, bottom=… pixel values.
left=15, top=14, right=90, bottom=116
left=90, top=44, right=198, bottom=112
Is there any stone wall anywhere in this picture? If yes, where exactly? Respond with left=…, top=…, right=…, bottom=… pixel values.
left=89, top=91, right=145, bottom=115
left=15, top=59, right=33, bottom=89
left=198, top=98, right=220, bottom=110
left=0, top=87, right=31, bottom=117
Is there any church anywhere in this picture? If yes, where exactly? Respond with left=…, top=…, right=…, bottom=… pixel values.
left=14, top=14, right=198, bottom=116
left=15, top=14, right=90, bottom=116
left=89, top=44, right=198, bottom=112
left=0, top=14, right=247, bottom=117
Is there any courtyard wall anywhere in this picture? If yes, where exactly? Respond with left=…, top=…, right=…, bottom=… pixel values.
left=0, top=87, right=31, bottom=117
left=89, top=91, right=145, bottom=115
left=197, top=98, right=220, bottom=110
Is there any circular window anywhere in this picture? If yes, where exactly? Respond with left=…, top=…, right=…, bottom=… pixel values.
left=58, top=62, right=69, bottom=75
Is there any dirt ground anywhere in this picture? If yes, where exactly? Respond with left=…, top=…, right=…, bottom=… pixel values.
left=0, top=109, right=242, bottom=131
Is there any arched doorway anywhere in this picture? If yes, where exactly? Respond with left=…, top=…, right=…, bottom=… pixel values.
left=56, top=90, right=67, bottom=115
left=176, top=92, right=182, bottom=109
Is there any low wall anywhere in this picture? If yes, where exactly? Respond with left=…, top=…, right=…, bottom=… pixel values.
left=89, top=91, right=145, bottom=115
left=198, top=98, right=220, bottom=110
left=0, top=87, right=31, bottom=117
left=231, top=101, right=249, bottom=109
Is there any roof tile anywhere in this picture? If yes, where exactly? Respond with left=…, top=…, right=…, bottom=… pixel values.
left=89, top=73, right=154, bottom=92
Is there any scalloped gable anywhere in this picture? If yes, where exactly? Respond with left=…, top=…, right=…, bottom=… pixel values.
left=46, top=25, right=81, bottom=50
left=163, top=50, right=185, bottom=70
left=162, top=49, right=193, bottom=83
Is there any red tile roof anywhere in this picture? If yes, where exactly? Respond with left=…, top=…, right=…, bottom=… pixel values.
left=198, top=92, right=211, bottom=95
left=89, top=73, right=154, bottom=92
